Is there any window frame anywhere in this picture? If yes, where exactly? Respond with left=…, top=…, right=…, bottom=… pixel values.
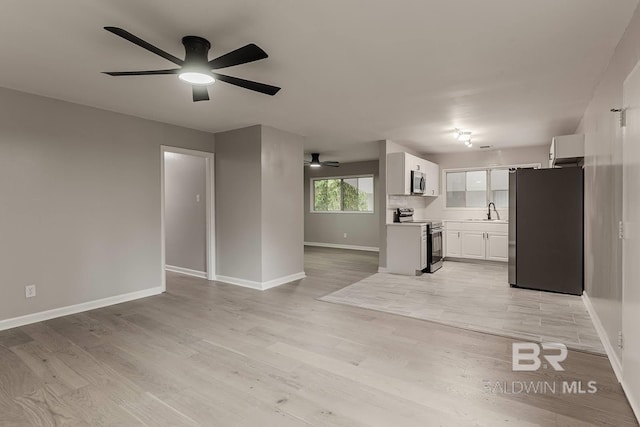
left=310, top=174, right=375, bottom=214
left=443, top=163, right=541, bottom=210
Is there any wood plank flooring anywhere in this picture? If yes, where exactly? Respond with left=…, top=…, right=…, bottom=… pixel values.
left=0, top=247, right=635, bottom=426
left=320, top=260, right=605, bottom=354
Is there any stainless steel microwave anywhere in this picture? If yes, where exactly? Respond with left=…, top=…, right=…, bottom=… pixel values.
left=411, top=170, right=425, bottom=194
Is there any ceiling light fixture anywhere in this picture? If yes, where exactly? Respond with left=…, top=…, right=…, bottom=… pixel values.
left=465, top=140, right=473, bottom=148
left=454, top=129, right=472, bottom=142
left=178, top=65, right=215, bottom=85
left=309, top=153, right=322, bottom=167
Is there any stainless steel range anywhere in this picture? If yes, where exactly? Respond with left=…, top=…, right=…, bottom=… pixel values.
left=393, top=208, right=443, bottom=273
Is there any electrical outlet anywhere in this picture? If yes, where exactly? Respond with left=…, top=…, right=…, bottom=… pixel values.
left=25, top=284, right=36, bottom=299
left=196, top=194, right=201, bottom=203
left=343, top=233, right=347, bottom=238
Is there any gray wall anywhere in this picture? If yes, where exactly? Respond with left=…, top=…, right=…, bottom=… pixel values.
left=0, top=87, right=214, bottom=322
left=576, top=3, right=640, bottom=359
left=214, top=125, right=263, bottom=282
left=215, top=125, right=304, bottom=284
left=261, top=126, right=304, bottom=282
left=164, top=153, right=207, bottom=272
left=304, top=160, right=380, bottom=249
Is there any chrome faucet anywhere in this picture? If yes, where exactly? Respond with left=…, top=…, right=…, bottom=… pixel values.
left=487, top=202, right=500, bottom=220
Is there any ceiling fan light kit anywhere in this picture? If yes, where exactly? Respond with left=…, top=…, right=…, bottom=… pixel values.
left=103, top=27, right=281, bottom=102
left=304, top=153, right=340, bottom=168
left=178, top=72, right=215, bottom=85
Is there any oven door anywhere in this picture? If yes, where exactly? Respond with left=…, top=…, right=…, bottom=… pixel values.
left=428, top=226, right=443, bottom=272
left=411, top=170, right=425, bottom=194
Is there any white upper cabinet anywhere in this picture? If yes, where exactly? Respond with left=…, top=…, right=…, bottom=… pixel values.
left=419, top=158, right=440, bottom=196
left=549, top=134, right=584, bottom=167
left=387, top=152, right=440, bottom=196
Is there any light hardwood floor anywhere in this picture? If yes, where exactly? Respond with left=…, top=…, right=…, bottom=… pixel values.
left=0, top=247, right=636, bottom=426
left=320, top=260, right=605, bottom=354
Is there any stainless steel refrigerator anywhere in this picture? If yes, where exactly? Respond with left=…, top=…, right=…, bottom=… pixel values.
left=508, top=167, right=583, bottom=295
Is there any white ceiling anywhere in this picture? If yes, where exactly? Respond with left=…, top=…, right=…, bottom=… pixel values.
left=1, top=0, right=636, bottom=160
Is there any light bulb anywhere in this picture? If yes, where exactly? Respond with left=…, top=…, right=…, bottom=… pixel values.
left=178, top=71, right=215, bottom=85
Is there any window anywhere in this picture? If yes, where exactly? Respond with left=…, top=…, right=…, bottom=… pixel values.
left=445, top=167, right=512, bottom=208
left=312, top=176, right=374, bottom=212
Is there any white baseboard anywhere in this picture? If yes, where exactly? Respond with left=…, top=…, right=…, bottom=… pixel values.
left=216, top=272, right=306, bottom=291
left=165, top=265, right=207, bottom=279
left=622, top=379, right=640, bottom=425
left=378, top=267, right=389, bottom=273
left=582, top=292, right=623, bottom=381
left=304, top=242, right=379, bottom=252
left=263, top=272, right=307, bottom=290
left=0, top=286, right=163, bottom=332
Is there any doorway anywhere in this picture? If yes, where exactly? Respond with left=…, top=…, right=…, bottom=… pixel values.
left=160, top=146, right=215, bottom=291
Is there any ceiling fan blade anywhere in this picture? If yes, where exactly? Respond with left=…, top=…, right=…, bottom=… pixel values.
left=322, top=163, right=340, bottom=167
left=192, top=86, right=210, bottom=102
left=212, top=73, right=280, bottom=95
left=103, top=69, right=180, bottom=76
left=104, top=27, right=184, bottom=66
left=208, top=44, right=268, bottom=69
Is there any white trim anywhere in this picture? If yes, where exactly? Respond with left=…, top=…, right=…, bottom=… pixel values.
left=160, top=146, right=216, bottom=293
left=582, top=292, right=622, bottom=382
left=216, top=272, right=306, bottom=291
left=622, top=379, right=640, bottom=425
left=262, top=272, right=307, bottom=290
left=0, top=287, right=163, bottom=332
left=378, top=267, right=389, bottom=273
left=304, top=242, right=380, bottom=252
left=165, top=265, right=207, bottom=279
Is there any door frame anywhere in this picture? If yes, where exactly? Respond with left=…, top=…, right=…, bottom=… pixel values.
left=160, top=145, right=216, bottom=291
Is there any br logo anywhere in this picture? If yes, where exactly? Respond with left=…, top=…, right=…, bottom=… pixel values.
left=512, top=342, right=568, bottom=371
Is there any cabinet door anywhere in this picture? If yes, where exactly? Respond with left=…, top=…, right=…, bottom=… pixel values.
left=430, top=162, right=440, bottom=196
left=420, top=228, right=428, bottom=269
left=461, top=231, right=486, bottom=259
left=422, top=161, right=439, bottom=196
left=486, top=232, right=508, bottom=262
left=386, top=152, right=409, bottom=195
left=445, top=230, right=461, bottom=257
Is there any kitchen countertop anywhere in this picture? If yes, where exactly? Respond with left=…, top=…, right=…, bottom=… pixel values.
left=386, top=222, right=427, bottom=227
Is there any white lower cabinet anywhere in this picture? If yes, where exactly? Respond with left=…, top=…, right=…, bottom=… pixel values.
left=445, top=230, right=462, bottom=257
left=486, top=232, right=509, bottom=261
left=445, top=222, right=508, bottom=262
left=387, top=224, right=427, bottom=275
left=461, top=231, right=486, bottom=259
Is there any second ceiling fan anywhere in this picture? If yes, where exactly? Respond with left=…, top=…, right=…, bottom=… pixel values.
left=102, top=27, right=281, bottom=102
left=305, top=153, right=339, bottom=168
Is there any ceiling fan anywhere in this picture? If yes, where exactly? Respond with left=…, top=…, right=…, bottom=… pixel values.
left=102, top=27, right=281, bottom=102
left=304, top=153, right=339, bottom=168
